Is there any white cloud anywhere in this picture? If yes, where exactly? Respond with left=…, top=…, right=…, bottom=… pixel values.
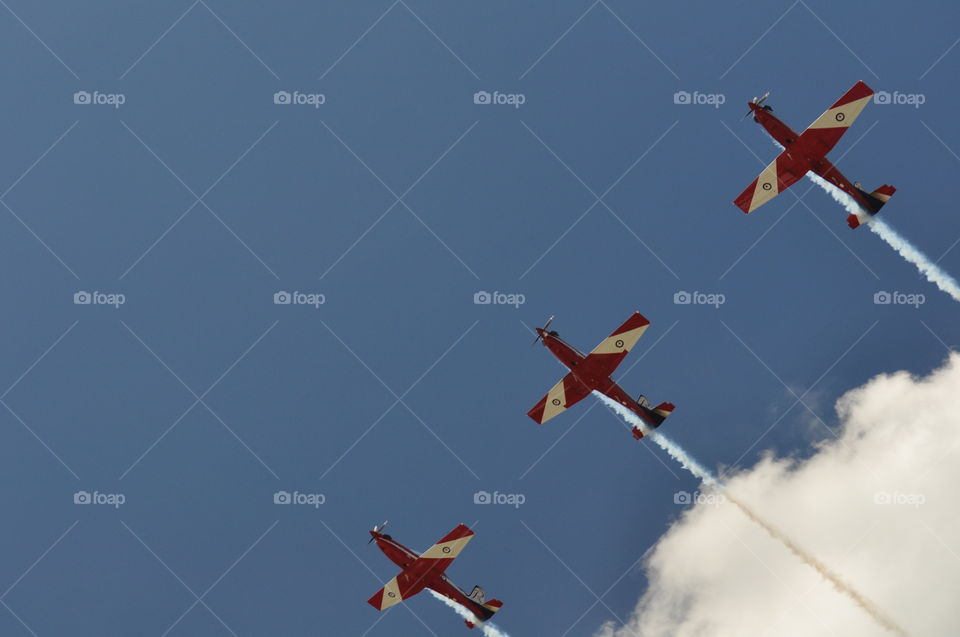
left=596, top=354, right=960, bottom=637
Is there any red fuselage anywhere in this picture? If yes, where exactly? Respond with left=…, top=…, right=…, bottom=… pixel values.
left=748, top=103, right=877, bottom=212
left=371, top=531, right=420, bottom=569
left=536, top=328, right=659, bottom=428
left=369, top=530, right=501, bottom=623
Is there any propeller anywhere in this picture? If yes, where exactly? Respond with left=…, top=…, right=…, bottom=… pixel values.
left=741, top=91, right=770, bottom=120
left=368, top=520, right=388, bottom=543
left=532, top=316, right=555, bottom=345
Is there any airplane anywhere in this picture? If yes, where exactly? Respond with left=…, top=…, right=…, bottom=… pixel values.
left=734, top=80, right=896, bottom=229
left=528, top=312, right=675, bottom=440
left=367, top=522, right=504, bottom=630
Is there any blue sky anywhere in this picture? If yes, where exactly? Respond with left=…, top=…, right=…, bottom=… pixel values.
left=0, top=1, right=958, bottom=635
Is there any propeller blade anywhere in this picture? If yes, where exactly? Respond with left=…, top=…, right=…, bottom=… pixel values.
left=743, top=92, right=770, bottom=120
left=368, top=520, right=388, bottom=542
left=532, top=316, right=555, bottom=345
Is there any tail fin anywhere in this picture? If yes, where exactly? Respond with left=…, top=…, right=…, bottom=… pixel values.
left=473, top=598, right=503, bottom=623
left=465, top=600, right=502, bottom=629
left=848, top=184, right=896, bottom=228
left=632, top=402, right=675, bottom=440
left=650, top=402, right=675, bottom=425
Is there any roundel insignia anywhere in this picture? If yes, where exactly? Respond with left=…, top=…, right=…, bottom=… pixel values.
left=835, top=112, right=845, bottom=122
left=551, top=398, right=561, bottom=406
left=442, top=546, right=451, bottom=554
left=615, top=339, right=624, bottom=348
left=762, top=182, right=772, bottom=191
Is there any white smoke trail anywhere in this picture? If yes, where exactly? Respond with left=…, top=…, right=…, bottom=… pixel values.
left=765, top=136, right=960, bottom=302
left=595, top=393, right=907, bottom=636
left=803, top=171, right=960, bottom=302
left=427, top=590, right=512, bottom=637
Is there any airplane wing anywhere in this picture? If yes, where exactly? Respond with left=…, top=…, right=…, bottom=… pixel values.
left=416, top=523, right=474, bottom=567
left=367, top=524, right=475, bottom=611
left=735, top=81, right=874, bottom=215
left=368, top=574, right=427, bottom=611
left=580, top=312, right=651, bottom=379
left=733, top=150, right=809, bottom=214
left=527, top=373, right=592, bottom=424
left=795, top=80, right=874, bottom=157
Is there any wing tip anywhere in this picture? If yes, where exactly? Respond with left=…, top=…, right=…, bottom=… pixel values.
left=527, top=402, right=546, bottom=424
left=852, top=79, right=874, bottom=98
left=631, top=311, right=651, bottom=327
left=452, top=523, right=475, bottom=538
left=617, top=311, right=650, bottom=333
left=367, top=590, right=386, bottom=610
left=734, top=183, right=758, bottom=214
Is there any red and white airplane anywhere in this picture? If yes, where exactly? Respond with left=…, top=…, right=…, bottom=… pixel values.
left=367, top=522, right=503, bottom=629
left=528, top=312, right=675, bottom=440
left=734, top=80, right=895, bottom=229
